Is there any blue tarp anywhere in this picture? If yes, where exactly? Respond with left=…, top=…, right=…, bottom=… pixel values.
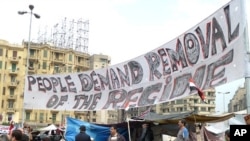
left=65, top=117, right=129, bottom=141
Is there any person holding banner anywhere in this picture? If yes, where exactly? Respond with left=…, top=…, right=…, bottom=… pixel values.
left=107, top=125, right=125, bottom=141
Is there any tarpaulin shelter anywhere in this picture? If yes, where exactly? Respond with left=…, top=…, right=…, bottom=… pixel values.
left=65, top=111, right=236, bottom=141
left=134, top=111, right=235, bottom=124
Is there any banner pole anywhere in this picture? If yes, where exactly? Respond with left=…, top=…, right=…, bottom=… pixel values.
left=127, top=114, right=132, bottom=141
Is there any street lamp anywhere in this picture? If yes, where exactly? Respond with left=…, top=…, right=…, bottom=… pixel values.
left=18, top=4, right=40, bottom=127
left=218, top=91, right=230, bottom=113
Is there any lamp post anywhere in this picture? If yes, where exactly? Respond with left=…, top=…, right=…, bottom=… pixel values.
left=218, top=91, right=230, bottom=113
left=18, top=4, right=40, bottom=126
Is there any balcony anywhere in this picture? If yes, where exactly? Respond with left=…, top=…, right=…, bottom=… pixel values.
left=6, top=107, right=15, bottom=113
left=9, top=69, right=18, bottom=75
left=74, top=111, right=86, bottom=115
left=75, top=60, right=90, bottom=68
left=7, top=95, right=17, bottom=100
left=8, top=81, right=18, bottom=88
left=29, top=55, right=38, bottom=62
left=28, top=67, right=36, bottom=74
left=25, top=109, right=33, bottom=112
left=9, top=57, right=19, bottom=63
left=53, top=58, right=64, bottom=64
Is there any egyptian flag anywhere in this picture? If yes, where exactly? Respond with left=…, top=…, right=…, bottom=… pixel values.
left=124, top=102, right=130, bottom=111
left=189, top=79, right=207, bottom=103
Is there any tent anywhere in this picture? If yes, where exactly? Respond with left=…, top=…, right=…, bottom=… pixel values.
left=134, top=111, right=235, bottom=124
left=65, top=111, right=236, bottom=141
left=38, top=124, right=58, bottom=131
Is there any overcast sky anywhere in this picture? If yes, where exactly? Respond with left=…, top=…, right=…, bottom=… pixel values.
left=0, top=0, right=249, bottom=114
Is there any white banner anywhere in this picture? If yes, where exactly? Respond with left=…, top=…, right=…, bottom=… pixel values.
left=24, top=0, right=248, bottom=111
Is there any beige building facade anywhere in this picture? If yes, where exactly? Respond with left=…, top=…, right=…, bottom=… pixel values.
left=228, top=82, right=247, bottom=112
left=0, top=39, right=94, bottom=126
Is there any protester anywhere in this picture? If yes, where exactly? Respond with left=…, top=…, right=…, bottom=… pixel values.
left=27, top=126, right=33, bottom=141
left=225, top=129, right=230, bottom=141
left=75, top=125, right=91, bottom=141
left=139, top=123, right=154, bottom=141
left=175, top=119, right=189, bottom=141
left=17, top=127, right=29, bottom=141
left=41, top=136, right=51, bottom=141
left=8, top=121, right=15, bottom=135
left=10, top=129, right=23, bottom=141
left=107, top=125, right=126, bottom=141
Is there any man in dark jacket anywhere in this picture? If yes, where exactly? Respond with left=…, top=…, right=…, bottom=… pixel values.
left=107, top=125, right=126, bottom=141
left=139, top=123, right=154, bottom=141
left=75, top=125, right=91, bottom=141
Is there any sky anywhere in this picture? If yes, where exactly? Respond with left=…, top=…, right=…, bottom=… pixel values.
left=0, top=0, right=249, bottom=114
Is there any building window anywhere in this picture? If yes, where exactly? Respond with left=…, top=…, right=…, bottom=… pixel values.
left=183, top=100, right=187, bottom=104
left=52, top=113, right=57, bottom=122
left=0, top=61, right=2, bottom=69
left=176, top=100, right=183, bottom=104
left=69, top=54, right=72, bottom=61
left=1, top=100, right=4, bottom=108
left=30, top=49, right=35, bottom=57
left=42, top=62, right=47, bottom=69
left=8, top=114, right=13, bottom=121
left=40, top=113, right=44, bottom=122
left=26, top=112, right=30, bottom=120
left=179, top=107, right=183, bottom=111
left=0, top=48, right=3, bottom=56
left=8, top=100, right=14, bottom=108
left=194, top=107, right=198, bottom=112
left=201, top=107, right=206, bottom=111
left=10, top=88, right=15, bottom=95
left=194, top=99, right=198, bottom=103
left=11, top=76, right=16, bottom=82
left=68, top=66, right=72, bottom=72
left=12, top=51, right=17, bottom=58
left=100, top=58, right=107, bottom=62
left=92, top=118, right=96, bottom=122
left=3, top=87, right=5, bottom=95
left=208, top=107, right=213, bottom=112
left=43, top=50, right=48, bottom=58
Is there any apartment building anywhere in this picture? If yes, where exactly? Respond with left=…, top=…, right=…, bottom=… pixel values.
left=228, top=82, right=247, bottom=112
left=0, top=39, right=94, bottom=126
left=158, top=88, right=216, bottom=115
left=127, top=88, right=216, bottom=117
left=88, top=54, right=125, bottom=124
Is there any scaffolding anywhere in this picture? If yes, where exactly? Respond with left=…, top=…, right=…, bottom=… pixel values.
left=37, top=17, right=89, bottom=53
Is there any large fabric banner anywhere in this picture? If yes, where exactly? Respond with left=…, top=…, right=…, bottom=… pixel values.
left=24, top=0, right=248, bottom=111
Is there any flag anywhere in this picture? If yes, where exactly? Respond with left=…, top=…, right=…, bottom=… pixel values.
left=189, top=79, right=207, bottom=103
left=124, top=102, right=130, bottom=111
